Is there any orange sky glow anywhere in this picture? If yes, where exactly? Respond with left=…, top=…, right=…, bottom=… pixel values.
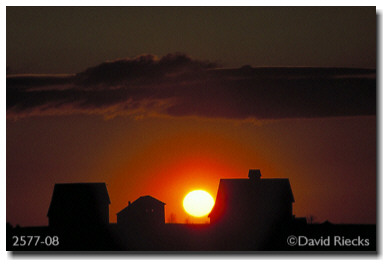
left=7, top=114, right=376, bottom=226
left=6, top=7, right=376, bottom=227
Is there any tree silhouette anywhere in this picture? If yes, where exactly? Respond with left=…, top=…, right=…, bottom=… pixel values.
left=307, top=215, right=316, bottom=224
left=168, top=213, right=176, bottom=223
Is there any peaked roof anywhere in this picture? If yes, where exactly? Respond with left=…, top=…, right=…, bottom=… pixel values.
left=209, top=178, right=294, bottom=218
left=47, top=183, right=110, bottom=217
left=132, top=195, right=165, bottom=206
left=116, top=204, right=132, bottom=216
left=116, top=195, right=165, bottom=216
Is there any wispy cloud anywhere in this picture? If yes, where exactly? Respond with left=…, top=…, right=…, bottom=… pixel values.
left=7, top=53, right=376, bottom=120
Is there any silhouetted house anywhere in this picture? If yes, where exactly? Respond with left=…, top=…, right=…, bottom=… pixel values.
left=47, top=183, right=110, bottom=229
left=209, top=169, right=294, bottom=230
left=117, top=195, right=165, bottom=228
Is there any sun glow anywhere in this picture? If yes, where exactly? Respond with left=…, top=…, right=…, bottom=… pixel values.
left=183, top=190, right=215, bottom=217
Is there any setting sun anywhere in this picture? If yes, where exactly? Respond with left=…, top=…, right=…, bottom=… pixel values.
left=183, top=190, right=215, bottom=217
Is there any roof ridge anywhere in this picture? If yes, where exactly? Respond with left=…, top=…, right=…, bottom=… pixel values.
left=133, top=195, right=165, bottom=205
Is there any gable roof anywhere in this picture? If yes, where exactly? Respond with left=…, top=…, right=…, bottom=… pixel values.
left=47, top=183, right=110, bottom=217
left=116, top=204, right=132, bottom=216
left=132, top=195, right=165, bottom=206
left=209, top=178, right=294, bottom=218
left=116, top=195, right=165, bottom=216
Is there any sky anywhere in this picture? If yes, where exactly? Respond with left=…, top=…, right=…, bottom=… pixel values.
left=6, top=6, right=376, bottom=226
left=7, top=6, right=376, bottom=74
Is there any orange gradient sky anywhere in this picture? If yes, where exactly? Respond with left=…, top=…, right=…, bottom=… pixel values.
left=6, top=7, right=376, bottom=227
left=7, top=115, right=376, bottom=225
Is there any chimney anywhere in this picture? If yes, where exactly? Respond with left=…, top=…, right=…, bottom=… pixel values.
left=248, top=169, right=261, bottom=180
left=128, top=201, right=131, bottom=206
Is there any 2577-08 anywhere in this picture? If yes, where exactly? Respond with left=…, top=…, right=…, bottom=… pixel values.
left=12, top=235, right=59, bottom=247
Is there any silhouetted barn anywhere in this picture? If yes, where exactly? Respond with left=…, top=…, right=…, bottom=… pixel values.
left=47, top=183, right=110, bottom=229
left=117, top=195, right=165, bottom=228
left=209, top=169, right=294, bottom=230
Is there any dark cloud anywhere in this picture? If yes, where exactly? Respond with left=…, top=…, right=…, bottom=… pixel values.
left=75, top=53, right=217, bottom=86
left=7, top=54, right=376, bottom=120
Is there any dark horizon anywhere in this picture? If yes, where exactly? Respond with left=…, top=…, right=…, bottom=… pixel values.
left=6, top=158, right=377, bottom=227
left=7, top=175, right=377, bottom=251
